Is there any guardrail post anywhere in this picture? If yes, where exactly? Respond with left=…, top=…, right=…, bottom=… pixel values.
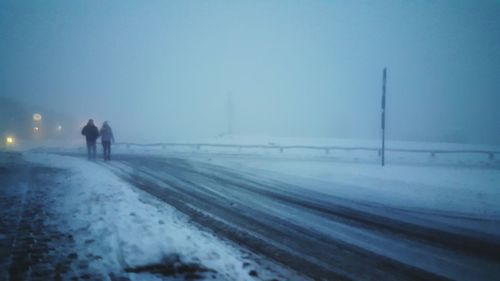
left=325, top=149, right=329, bottom=154
left=197, top=145, right=201, bottom=150
left=161, top=145, right=166, bottom=150
left=280, top=147, right=284, bottom=153
left=430, top=152, right=436, bottom=158
left=489, top=153, right=495, bottom=160
left=378, top=149, right=381, bottom=157
left=126, top=144, right=130, bottom=150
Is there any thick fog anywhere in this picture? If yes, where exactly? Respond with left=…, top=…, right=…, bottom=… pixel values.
left=1, top=0, right=499, bottom=144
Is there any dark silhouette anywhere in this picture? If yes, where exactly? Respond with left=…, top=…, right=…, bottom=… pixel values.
left=81, top=119, right=99, bottom=160
left=99, top=121, right=115, bottom=161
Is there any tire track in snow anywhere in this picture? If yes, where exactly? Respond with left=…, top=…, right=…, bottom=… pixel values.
left=102, top=155, right=458, bottom=281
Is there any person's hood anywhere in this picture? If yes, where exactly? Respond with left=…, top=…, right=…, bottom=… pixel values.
left=102, top=122, right=110, bottom=129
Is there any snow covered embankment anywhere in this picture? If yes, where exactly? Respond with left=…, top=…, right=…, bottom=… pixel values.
left=23, top=153, right=290, bottom=281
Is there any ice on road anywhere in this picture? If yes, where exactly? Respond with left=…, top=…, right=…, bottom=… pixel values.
left=7, top=150, right=499, bottom=281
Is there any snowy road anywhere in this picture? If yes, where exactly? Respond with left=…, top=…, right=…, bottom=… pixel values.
left=101, top=154, right=500, bottom=281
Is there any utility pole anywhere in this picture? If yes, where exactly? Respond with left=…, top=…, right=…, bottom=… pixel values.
left=381, top=67, right=387, bottom=166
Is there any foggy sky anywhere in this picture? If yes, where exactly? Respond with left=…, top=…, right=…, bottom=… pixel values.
left=1, top=0, right=499, bottom=144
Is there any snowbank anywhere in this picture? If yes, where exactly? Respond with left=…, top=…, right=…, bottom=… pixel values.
left=23, top=153, right=294, bottom=280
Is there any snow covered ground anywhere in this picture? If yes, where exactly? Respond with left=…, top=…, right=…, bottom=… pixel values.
left=20, top=135, right=500, bottom=230
left=98, top=153, right=499, bottom=280
left=105, top=136, right=500, bottom=225
left=202, top=155, right=500, bottom=222
left=21, top=153, right=301, bottom=281
left=4, top=136, right=500, bottom=280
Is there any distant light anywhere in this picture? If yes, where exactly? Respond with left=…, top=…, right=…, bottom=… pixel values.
left=33, top=113, right=42, bottom=121
left=6, top=136, right=14, bottom=145
left=33, top=127, right=39, bottom=132
left=57, top=125, right=63, bottom=131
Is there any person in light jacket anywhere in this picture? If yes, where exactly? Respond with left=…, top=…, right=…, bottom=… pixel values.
left=100, top=121, right=115, bottom=161
left=81, top=119, right=99, bottom=160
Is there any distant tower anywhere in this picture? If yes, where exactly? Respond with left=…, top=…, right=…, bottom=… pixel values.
left=381, top=67, right=387, bottom=166
left=227, top=93, right=234, bottom=135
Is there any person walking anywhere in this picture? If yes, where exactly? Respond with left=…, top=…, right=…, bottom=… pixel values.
left=81, top=119, right=99, bottom=160
left=100, top=121, right=115, bottom=161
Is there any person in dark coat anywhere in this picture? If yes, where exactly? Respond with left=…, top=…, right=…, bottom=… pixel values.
left=81, top=119, right=99, bottom=160
left=99, top=121, right=115, bottom=161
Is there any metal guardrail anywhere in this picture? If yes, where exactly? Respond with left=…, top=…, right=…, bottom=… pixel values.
left=115, top=142, right=500, bottom=160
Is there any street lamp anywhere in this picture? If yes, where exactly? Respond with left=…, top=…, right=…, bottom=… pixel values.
left=57, top=125, right=62, bottom=131
left=33, top=113, right=42, bottom=121
left=5, top=136, right=14, bottom=146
